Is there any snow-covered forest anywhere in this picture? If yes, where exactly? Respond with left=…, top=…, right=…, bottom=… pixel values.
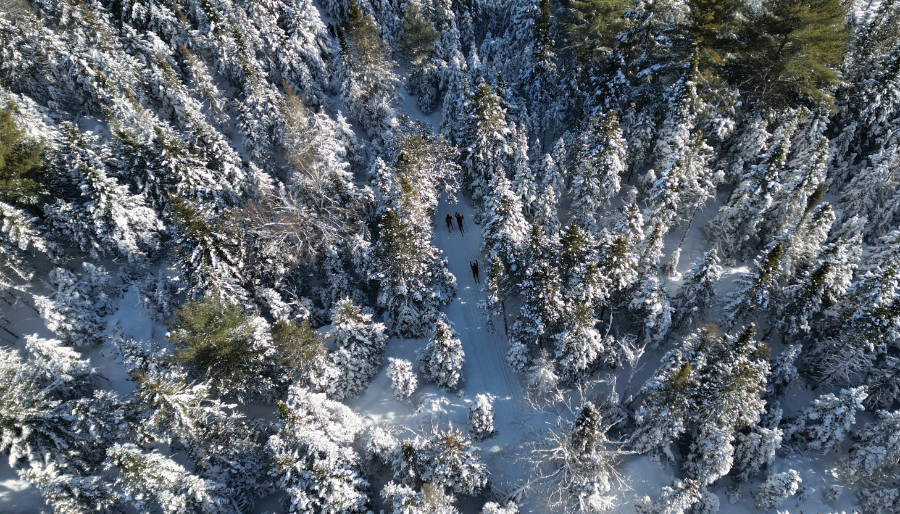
left=0, top=0, right=898, bottom=512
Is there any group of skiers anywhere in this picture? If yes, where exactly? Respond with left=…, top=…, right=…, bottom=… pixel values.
left=445, top=212, right=465, bottom=234
left=443, top=213, right=479, bottom=283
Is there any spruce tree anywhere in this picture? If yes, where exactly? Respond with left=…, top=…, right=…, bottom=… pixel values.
left=570, top=112, right=627, bottom=237
left=731, top=0, right=851, bottom=107
left=417, top=315, right=465, bottom=392
left=167, top=294, right=278, bottom=400
left=0, top=101, right=44, bottom=206
left=326, top=299, right=388, bottom=400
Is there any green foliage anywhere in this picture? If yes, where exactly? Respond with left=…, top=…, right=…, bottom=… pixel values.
left=343, top=0, right=389, bottom=69
left=732, top=0, right=851, bottom=108
left=561, top=0, right=631, bottom=67
left=0, top=102, right=44, bottom=206
left=272, top=318, right=326, bottom=377
left=167, top=294, right=264, bottom=391
left=685, top=0, right=742, bottom=75
left=398, top=2, right=438, bottom=67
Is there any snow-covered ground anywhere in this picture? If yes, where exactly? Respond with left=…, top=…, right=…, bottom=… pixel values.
left=0, top=5, right=877, bottom=512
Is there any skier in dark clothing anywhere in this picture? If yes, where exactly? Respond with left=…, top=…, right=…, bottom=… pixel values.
left=445, top=214, right=454, bottom=232
left=455, top=213, right=464, bottom=234
left=470, top=261, right=479, bottom=283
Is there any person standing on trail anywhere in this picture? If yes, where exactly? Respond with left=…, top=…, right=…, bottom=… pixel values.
left=455, top=213, right=464, bottom=234
left=445, top=214, right=454, bottom=233
left=471, top=261, right=479, bottom=283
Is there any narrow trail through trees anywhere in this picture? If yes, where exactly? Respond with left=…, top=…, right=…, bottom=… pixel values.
left=433, top=196, right=527, bottom=438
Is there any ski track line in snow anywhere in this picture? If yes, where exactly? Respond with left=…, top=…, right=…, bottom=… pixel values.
left=433, top=196, right=526, bottom=441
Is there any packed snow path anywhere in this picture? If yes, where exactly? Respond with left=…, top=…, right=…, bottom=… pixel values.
left=433, top=196, right=527, bottom=440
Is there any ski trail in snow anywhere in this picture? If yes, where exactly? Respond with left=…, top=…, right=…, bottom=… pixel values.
left=395, top=72, right=528, bottom=485
left=433, top=196, right=527, bottom=460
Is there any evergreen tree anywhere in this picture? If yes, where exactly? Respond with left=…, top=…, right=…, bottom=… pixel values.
left=561, top=0, right=631, bottom=70
left=570, top=112, right=628, bottom=237
left=731, top=0, right=851, bottom=108
left=534, top=154, right=562, bottom=236
left=417, top=315, right=465, bottom=392
left=132, top=370, right=268, bottom=509
left=167, top=294, right=279, bottom=400
left=787, top=386, right=868, bottom=454
left=670, top=249, right=723, bottom=332
left=266, top=385, right=371, bottom=514
left=481, top=171, right=530, bottom=326
left=722, top=239, right=789, bottom=329
left=388, top=358, right=418, bottom=402
left=467, top=394, right=496, bottom=441
left=400, top=1, right=442, bottom=112
left=510, top=124, right=538, bottom=215
left=776, top=237, right=860, bottom=337
left=462, top=80, right=512, bottom=202
left=0, top=101, right=44, bottom=206
left=840, top=409, right=900, bottom=483
left=105, top=443, right=236, bottom=514
left=753, top=469, right=801, bottom=511
left=634, top=478, right=703, bottom=514
left=33, top=265, right=114, bottom=347
left=340, top=0, right=399, bottom=137
left=326, top=298, right=388, bottom=400
left=865, top=357, right=900, bottom=411
left=414, top=425, right=489, bottom=495
left=508, top=225, right=564, bottom=370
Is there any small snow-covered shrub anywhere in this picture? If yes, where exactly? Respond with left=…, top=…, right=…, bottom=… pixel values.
left=754, top=469, right=801, bottom=511
left=388, top=358, right=418, bottom=402
left=467, top=394, right=496, bottom=441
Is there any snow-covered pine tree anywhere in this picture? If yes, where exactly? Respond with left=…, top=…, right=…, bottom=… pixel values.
left=327, top=298, right=388, bottom=400
left=705, top=117, right=798, bottom=259
left=722, top=238, right=789, bottom=330
left=461, top=79, right=513, bottom=202
left=105, top=443, right=237, bottom=514
left=865, top=356, right=900, bottom=411
left=670, top=249, right=723, bottom=333
left=776, top=236, right=860, bottom=337
left=33, top=265, right=114, bottom=347
left=467, top=394, right=496, bottom=441
left=45, top=124, right=162, bottom=266
left=553, top=302, right=605, bottom=377
left=417, top=314, right=465, bottom=392
left=534, top=153, right=562, bottom=236
left=339, top=0, right=399, bottom=139
left=753, top=469, right=801, bottom=512
left=510, top=123, right=538, bottom=215
left=266, top=385, right=370, bottom=514
left=482, top=500, right=519, bottom=514
left=787, top=386, right=868, bottom=454
left=840, top=409, right=900, bottom=483
left=570, top=111, right=627, bottom=237
left=633, top=323, right=769, bottom=479
left=399, top=0, right=443, bottom=113
left=732, top=422, right=784, bottom=482
left=369, top=128, right=459, bottom=337
left=382, top=481, right=460, bottom=514
left=837, top=146, right=900, bottom=242
left=519, top=0, right=560, bottom=138
left=646, top=68, right=719, bottom=230
left=634, top=478, right=702, bottom=514
left=132, top=370, right=268, bottom=509
left=414, top=425, right=489, bottom=495
left=481, top=170, right=530, bottom=325
left=508, top=224, right=564, bottom=370
left=388, top=358, right=418, bottom=402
